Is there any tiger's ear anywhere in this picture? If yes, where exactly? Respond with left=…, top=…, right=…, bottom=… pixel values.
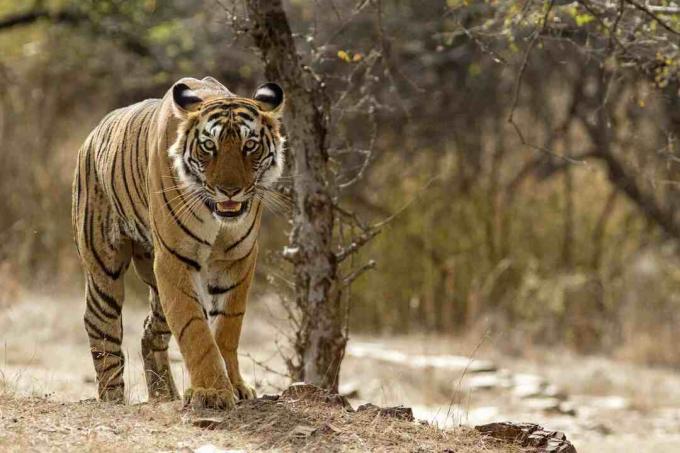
left=172, top=82, right=203, bottom=118
left=253, top=82, right=284, bottom=117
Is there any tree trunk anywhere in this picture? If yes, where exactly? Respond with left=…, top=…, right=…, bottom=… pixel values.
left=245, top=0, right=345, bottom=391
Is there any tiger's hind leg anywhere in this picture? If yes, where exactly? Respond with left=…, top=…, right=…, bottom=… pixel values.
left=78, top=218, right=132, bottom=402
left=84, top=267, right=129, bottom=402
left=73, top=148, right=132, bottom=402
left=133, top=246, right=180, bottom=401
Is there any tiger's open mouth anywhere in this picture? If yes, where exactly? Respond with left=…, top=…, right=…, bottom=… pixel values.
left=213, top=199, right=249, bottom=218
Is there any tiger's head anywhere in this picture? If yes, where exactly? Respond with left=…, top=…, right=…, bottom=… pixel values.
left=168, top=79, right=285, bottom=223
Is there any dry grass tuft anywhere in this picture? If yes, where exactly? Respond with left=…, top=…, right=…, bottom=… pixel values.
left=0, top=388, right=519, bottom=452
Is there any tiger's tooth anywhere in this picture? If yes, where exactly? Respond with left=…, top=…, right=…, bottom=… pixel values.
left=216, top=201, right=242, bottom=213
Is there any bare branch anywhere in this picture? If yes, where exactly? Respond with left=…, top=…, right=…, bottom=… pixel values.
left=342, top=260, right=376, bottom=287
left=336, top=228, right=380, bottom=262
left=624, top=0, right=680, bottom=35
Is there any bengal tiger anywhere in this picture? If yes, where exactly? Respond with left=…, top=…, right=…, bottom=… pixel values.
left=72, top=76, right=285, bottom=410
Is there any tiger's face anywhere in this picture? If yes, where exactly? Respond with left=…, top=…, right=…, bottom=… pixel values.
left=169, top=82, right=285, bottom=223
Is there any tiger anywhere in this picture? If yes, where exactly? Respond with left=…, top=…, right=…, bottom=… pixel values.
left=72, top=76, right=285, bottom=410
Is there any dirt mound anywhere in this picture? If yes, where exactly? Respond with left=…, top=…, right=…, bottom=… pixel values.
left=0, top=383, right=553, bottom=452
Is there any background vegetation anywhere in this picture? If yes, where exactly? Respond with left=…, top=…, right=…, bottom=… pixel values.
left=1, top=0, right=679, bottom=367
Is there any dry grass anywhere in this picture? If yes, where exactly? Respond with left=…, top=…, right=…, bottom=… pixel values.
left=0, top=390, right=517, bottom=453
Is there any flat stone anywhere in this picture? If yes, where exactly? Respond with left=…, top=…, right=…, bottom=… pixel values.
left=475, top=421, right=576, bottom=453
left=462, top=372, right=507, bottom=390
left=523, top=397, right=562, bottom=412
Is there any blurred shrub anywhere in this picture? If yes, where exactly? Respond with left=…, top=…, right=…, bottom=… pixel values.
left=0, top=0, right=679, bottom=367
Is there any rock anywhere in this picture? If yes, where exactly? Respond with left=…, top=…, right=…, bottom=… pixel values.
left=513, top=373, right=547, bottom=387
left=346, top=342, right=496, bottom=373
left=357, top=403, right=415, bottom=421
left=523, top=397, right=562, bottom=412
left=475, top=422, right=576, bottom=453
left=586, top=395, right=629, bottom=410
left=558, top=401, right=577, bottom=416
left=463, top=371, right=509, bottom=390
left=514, top=381, right=567, bottom=400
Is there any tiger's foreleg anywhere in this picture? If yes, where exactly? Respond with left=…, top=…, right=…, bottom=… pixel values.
left=154, top=256, right=236, bottom=410
left=212, top=245, right=258, bottom=400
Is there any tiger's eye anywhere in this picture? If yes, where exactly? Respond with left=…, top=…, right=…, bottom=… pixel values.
left=243, top=139, right=258, bottom=153
left=203, top=140, right=216, bottom=152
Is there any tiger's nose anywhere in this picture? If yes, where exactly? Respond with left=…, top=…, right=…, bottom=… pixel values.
left=218, top=186, right=242, bottom=198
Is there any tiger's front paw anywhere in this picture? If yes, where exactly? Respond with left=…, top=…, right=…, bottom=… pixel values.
left=183, top=387, right=236, bottom=411
left=233, top=381, right=256, bottom=400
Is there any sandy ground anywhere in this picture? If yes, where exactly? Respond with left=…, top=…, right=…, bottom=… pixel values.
left=1, top=292, right=679, bottom=452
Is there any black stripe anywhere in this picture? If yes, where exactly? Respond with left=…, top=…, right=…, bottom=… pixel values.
left=84, top=317, right=122, bottom=345
left=151, top=329, right=171, bottom=336
left=206, top=111, right=231, bottom=124
left=131, top=106, right=154, bottom=208
left=106, top=366, right=124, bottom=382
left=225, top=240, right=257, bottom=270
left=178, top=286, right=201, bottom=305
left=120, top=111, right=147, bottom=228
left=89, top=277, right=122, bottom=315
left=109, top=122, right=128, bottom=219
left=91, top=349, right=124, bottom=361
left=177, top=187, right=203, bottom=223
left=152, top=219, right=202, bottom=272
left=234, top=103, right=259, bottom=116
left=160, top=180, right=211, bottom=246
left=178, top=316, right=203, bottom=342
left=100, top=360, right=124, bottom=375
left=207, top=271, right=250, bottom=295
left=86, top=297, right=112, bottom=324
left=170, top=132, right=203, bottom=224
left=208, top=310, right=244, bottom=318
left=86, top=292, right=118, bottom=321
left=139, top=106, right=155, bottom=205
left=83, top=152, right=125, bottom=280
left=237, top=111, right=254, bottom=122
left=153, top=310, right=167, bottom=324
left=224, top=203, right=261, bottom=253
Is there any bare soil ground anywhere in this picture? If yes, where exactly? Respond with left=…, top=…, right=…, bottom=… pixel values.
left=1, top=292, right=679, bottom=452
left=0, top=391, right=505, bottom=452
